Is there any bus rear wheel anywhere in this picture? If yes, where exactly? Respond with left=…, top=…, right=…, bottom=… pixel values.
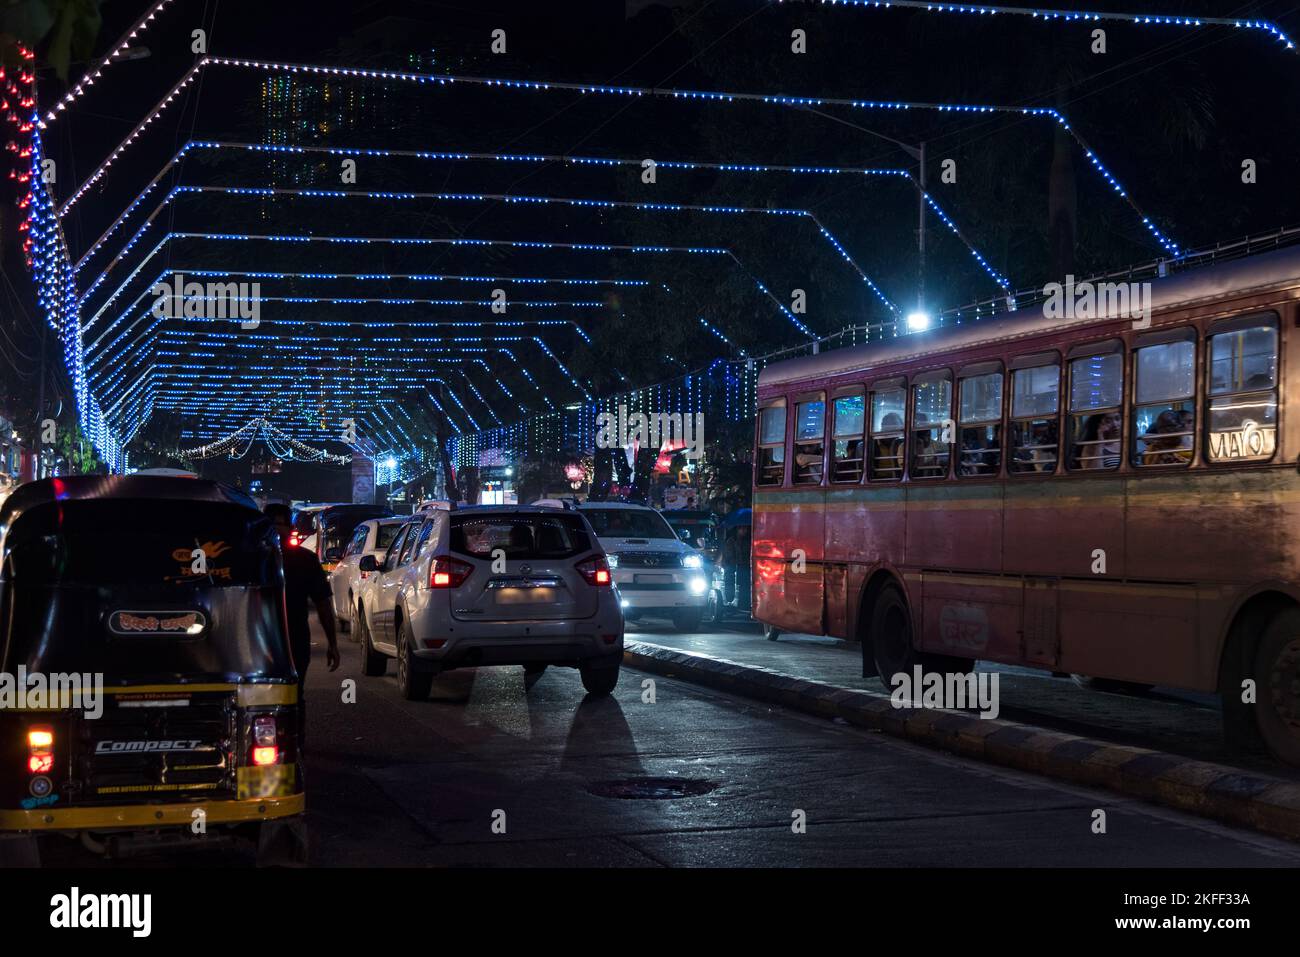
left=1254, top=608, right=1300, bottom=766
left=869, top=584, right=973, bottom=683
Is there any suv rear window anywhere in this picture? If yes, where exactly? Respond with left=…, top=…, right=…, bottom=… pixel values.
left=580, top=508, right=677, bottom=540
left=450, top=514, right=593, bottom=559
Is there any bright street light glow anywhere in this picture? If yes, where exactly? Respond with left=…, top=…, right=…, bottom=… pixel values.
left=906, top=310, right=931, bottom=332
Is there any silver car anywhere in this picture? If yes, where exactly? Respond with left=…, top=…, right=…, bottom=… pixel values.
left=354, top=505, right=624, bottom=699
left=329, top=517, right=407, bottom=630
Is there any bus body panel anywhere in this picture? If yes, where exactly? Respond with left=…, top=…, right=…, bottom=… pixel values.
left=905, top=482, right=1004, bottom=572
left=751, top=246, right=1300, bottom=695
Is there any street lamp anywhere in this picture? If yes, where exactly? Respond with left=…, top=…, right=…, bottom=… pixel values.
left=906, top=311, right=931, bottom=333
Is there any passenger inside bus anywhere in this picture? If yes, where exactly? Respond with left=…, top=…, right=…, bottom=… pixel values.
left=1011, top=419, right=1059, bottom=472
left=1139, top=407, right=1193, bottom=465
left=833, top=438, right=865, bottom=481
left=1073, top=412, right=1121, bottom=469
left=959, top=427, right=1000, bottom=476
left=871, top=412, right=905, bottom=478
left=911, top=412, right=950, bottom=478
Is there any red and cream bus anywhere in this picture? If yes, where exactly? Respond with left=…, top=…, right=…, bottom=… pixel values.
left=752, top=244, right=1300, bottom=764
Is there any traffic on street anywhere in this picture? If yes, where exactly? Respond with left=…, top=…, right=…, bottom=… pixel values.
left=2, top=0, right=1299, bottom=941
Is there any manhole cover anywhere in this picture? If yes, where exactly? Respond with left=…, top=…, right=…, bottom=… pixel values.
left=587, top=777, right=719, bottom=800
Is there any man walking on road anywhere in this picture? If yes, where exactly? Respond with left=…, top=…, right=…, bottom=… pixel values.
left=264, top=503, right=340, bottom=748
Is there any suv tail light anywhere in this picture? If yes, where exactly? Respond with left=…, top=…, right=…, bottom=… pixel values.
left=27, top=726, right=53, bottom=774
left=576, top=556, right=612, bottom=587
left=429, top=555, right=474, bottom=589
left=251, top=715, right=279, bottom=766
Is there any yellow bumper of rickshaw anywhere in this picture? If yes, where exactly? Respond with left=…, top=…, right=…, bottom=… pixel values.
left=0, top=791, right=303, bottom=831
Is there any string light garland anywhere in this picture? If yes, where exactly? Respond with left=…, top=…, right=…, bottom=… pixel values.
left=57, top=56, right=1180, bottom=256
left=80, top=232, right=809, bottom=347
left=99, top=332, right=578, bottom=424
left=40, top=0, right=181, bottom=124
left=53, top=22, right=1234, bottom=466
left=784, top=0, right=1295, bottom=51
left=74, top=140, right=1007, bottom=293
left=181, top=417, right=351, bottom=463
left=83, top=182, right=899, bottom=316
left=81, top=230, right=730, bottom=315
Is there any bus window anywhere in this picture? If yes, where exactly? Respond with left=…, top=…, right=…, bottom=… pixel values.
left=792, top=395, right=826, bottom=485
left=911, top=375, right=951, bottom=479
left=869, top=388, right=905, bottom=481
left=830, top=390, right=866, bottom=483
left=756, top=401, right=786, bottom=486
left=1133, top=336, right=1195, bottom=468
left=1206, top=318, right=1278, bottom=463
left=1068, top=351, right=1123, bottom=470
left=1009, top=363, right=1059, bottom=474
left=957, top=370, right=1003, bottom=477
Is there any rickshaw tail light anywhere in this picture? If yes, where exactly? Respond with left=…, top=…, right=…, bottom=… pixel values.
left=252, top=746, right=278, bottom=766
left=27, top=726, right=53, bottom=773
left=252, top=715, right=277, bottom=746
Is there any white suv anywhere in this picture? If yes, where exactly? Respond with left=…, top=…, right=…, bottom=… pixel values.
left=329, top=517, right=407, bottom=629
left=576, top=502, right=709, bottom=631
left=354, top=506, right=624, bottom=699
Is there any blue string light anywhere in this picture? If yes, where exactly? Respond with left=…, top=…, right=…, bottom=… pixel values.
left=60, top=56, right=1179, bottom=259
left=80, top=183, right=898, bottom=318
left=786, top=0, right=1294, bottom=51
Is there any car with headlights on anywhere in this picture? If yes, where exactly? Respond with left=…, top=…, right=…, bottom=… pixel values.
left=576, top=501, right=709, bottom=631
left=353, top=505, right=623, bottom=699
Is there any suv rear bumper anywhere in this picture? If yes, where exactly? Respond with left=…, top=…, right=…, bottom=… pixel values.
left=410, top=629, right=623, bottom=671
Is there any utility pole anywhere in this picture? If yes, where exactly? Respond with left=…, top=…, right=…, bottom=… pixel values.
left=917, top=140, right=926, bottom=315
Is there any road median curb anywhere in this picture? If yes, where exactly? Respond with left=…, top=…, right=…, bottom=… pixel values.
left=623, top=639, right=1300, bottom=842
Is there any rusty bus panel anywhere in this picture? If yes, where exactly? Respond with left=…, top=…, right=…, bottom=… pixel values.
left=915, top=572, right=1021, bottom=662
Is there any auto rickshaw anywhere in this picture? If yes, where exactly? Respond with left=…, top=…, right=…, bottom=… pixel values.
left=0, top=476, right=306, bottom=866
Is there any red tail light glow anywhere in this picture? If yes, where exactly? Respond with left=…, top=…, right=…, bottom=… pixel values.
left=251, top=715, right=279, bottom=765
left=576, top=556, right=612, bottom=587
left=429, top=556, right=473, bottom=589
left=27, top=726, right=53, bottom=774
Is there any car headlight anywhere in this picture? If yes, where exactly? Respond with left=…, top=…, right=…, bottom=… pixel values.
left=681, top=554, right=703, bottom=570
left=688, top=576, right=708, bottom=596
left=606, top=553, right=619, bottom=569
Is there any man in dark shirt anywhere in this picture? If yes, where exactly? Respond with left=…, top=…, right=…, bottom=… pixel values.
left=264, top=504, right=339, bottom=747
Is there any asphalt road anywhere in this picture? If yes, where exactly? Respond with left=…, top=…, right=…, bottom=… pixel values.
left=302, top=629, right=1300, bottom=867
left=37, top=622, right=1300, bottom=867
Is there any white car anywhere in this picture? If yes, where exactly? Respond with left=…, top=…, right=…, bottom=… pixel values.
left=354, top=505, right=624, bottom=699
left=329, top=517, right=407, bottom=630
left=576, top=502, right=709, bottom=631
